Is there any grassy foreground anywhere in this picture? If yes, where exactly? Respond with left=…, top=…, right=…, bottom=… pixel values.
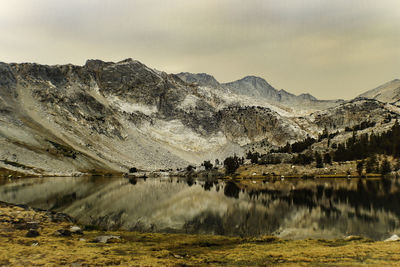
left=2, top=202, right=400, bottom=266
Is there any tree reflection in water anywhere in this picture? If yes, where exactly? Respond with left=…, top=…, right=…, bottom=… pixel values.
left=2, top=177, right=400, bottom=240
left=224, top=181, right=240, bottom=199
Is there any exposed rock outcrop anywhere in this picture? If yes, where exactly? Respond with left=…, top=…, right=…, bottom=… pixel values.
left=0, top=59, right=399, bottom=175
left=357, top=79, right=400, bottom=104
left=0, top=59, right=307, bottom=175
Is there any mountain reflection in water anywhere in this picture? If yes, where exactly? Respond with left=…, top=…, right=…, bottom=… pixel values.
left=1, top=176, right=400, bottom=240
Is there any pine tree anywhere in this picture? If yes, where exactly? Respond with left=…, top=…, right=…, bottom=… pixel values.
left=380, top=159, right=391, bottom=175
left=224, top=156, right=240, bottom=174
left=250, top=152, right=259, bottom=164
left=356, top=160, right=364, bottom=176
left=323, top=153, right=332, bottom=165
left=202, top=160, right=213, bottom=170
left=366, top=155, right=377, bottom=174
left=186, top=165, right=195, bottom=172
left=315, top=152, right=323, bottom=168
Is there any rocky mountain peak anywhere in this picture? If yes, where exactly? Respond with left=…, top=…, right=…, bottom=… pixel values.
left=234, top=75, right=274, bottom=88
left=85, top=58, right=147, bottom=72
left=176, top=72, right=220, bottom=87
left=85, top=59, right=113, bottom=73
left=1, top=58, right=399, bottom=177
left=298, top=93, right=317, bottom=101
left=222, top=75, right=277, bottom=99
left=278, top=89, right=294, bottom=96
left=118, top=58, right=135, bottom=63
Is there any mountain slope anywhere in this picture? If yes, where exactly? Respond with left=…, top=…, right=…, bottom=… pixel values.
left=177, top=73, right=343, bottom=114
left=357, top=79, right=400, bottom=104
left=309, top=98, right=400, bottom=130
left=176, top=72, right=220, bottom=88
left=0, top=59, right=308, bottom=175
left=1, top=59, right=399, bottom=176
left=223, top=76, right=279, bottom=99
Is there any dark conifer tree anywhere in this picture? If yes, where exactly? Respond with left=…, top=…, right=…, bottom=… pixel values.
left=315, top=152, right=323, bottom=168
left=381, top=159, right=392, bottom=175
left=356, top=160, right=364, bottom=176
left=323, top=153, right=332, bottom=165
left=202, top=160, right=213, bottom=170
left=366, top=156, right=377, bottom=174
left=224, top=155, right=240, bottom=174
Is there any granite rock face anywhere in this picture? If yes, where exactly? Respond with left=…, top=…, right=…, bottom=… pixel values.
left=358, top=79, right=400, bottom=104
left=309, top=99, right=396, bottom=130
left=0, top=59, right=306, bottom=175
left=177, top=72, right=344, bottom=113
left=0, top=59, right=399, bottom=175
left=176, top=72, right=220, bottom=88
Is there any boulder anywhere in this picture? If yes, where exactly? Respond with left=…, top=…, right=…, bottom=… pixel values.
left=70, top=226, right=83, bottom=235
left=54, top=229, right=72, bottom=237
left=384, top=234, right=400, bottom=242
left=94, top=235, right=121, bottom=243
left=26, top=229, right=40, bottom=238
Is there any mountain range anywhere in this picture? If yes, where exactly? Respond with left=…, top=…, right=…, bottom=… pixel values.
left=0, top=58, right=399, bottom=176
left=177, top=72, right=343, bottom=113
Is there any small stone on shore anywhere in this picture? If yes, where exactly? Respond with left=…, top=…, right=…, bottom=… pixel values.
left=94, top=235, right=121, bottom=243
left=70, top=226, right=83, bottom=235
left=26, top=229, right=40, bottom=238
left=55, top=229, right=72, bottom=237
left=384, top=234, right=400, bottom=242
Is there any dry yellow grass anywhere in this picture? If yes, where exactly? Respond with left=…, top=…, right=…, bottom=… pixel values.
left=2, top=202, right=400, bottom=266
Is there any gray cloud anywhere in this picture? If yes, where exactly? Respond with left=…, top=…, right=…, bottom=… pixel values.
left=1, top=0, right=400, bottom=99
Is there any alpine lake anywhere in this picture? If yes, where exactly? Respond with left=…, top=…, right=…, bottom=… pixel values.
left=1, top=175, right=400, bottom=241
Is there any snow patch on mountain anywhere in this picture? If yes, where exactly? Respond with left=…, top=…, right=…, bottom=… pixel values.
left=197, top=85, right=293, bottom=116
left=109, top=96, right=158, bottom=116
left=178, top=94, right=200, bottom=111
left=140, top=119, right=228, bottom=152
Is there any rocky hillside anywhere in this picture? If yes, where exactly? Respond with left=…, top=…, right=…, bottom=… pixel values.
left=309, top=99, right=399, bottom=130
left=0, top=59, right=310, bottom=176
left=177, top=73, right=344, bottom=114
left=0, top=58, right=399, bottom=176
left=176, top=72, right=220, bottom=88
left=357, top=79, right=400, bottom=104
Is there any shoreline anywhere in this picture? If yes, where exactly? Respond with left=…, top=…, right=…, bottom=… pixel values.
left=2, top=201, right=400, bottom=266
left=2, top=156, right=396, bottom=181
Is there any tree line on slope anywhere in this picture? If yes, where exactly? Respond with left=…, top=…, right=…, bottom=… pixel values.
left=222, top=120, right=400, bottom=175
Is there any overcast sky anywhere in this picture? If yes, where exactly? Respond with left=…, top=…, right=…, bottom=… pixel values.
left=1, top=0, right=399, bottom=99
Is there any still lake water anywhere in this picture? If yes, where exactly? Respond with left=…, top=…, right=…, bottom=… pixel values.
left=1, top=176, right=400, bottom=240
